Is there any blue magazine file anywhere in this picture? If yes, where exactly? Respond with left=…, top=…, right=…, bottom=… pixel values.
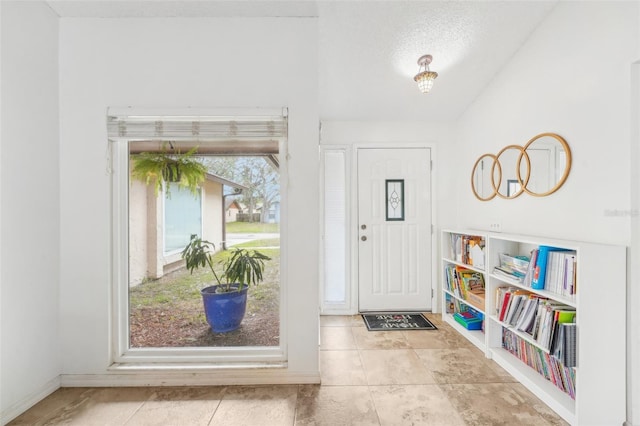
left=531, top=245, right=571, bottom=290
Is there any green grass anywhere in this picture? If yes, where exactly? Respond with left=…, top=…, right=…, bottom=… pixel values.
left=130, top=248, right=279, bottom=307
left=226, top=222, right=279, bottom=233
left=232, top=238, right=280, bottom=248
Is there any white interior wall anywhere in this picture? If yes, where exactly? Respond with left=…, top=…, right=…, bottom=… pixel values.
left=319, top=121, right=456, bottom=314
left=455, top=2, right=638, bottom=424
left=58, top=17, right=319, bottom=381
left=320, top=121, right=457, bottom=229
left=456, top=2, right=635, bottom=244
left=0, top=2, right=61, bottom=422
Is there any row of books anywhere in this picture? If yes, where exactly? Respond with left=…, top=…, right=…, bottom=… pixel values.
left=494, top=246, right=578, bottom=297
left=444, top=264, right=485, bottom=308
left=495, top=287, right=576, bottom=353
left=449, top=234, right=485, bottom=268
left=527, top=246, right=577, bottom=296
left=502, top=329, right=576, bottom=399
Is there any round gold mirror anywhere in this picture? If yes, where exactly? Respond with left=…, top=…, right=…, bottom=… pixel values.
left=491, top=145, right=530, bottom=199
left=518, top=132, right=571, bottom=197
left=471, top=154, right=499, bottom=201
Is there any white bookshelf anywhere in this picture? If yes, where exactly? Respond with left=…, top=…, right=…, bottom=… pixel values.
left=441, top=229, right=626, bottom=426
left=440, top=230, right=489, bottom=354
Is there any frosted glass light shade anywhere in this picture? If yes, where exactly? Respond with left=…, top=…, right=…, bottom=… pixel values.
left=414, top=71, right=438, bottom=93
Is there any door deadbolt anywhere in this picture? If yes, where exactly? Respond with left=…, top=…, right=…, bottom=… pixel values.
left=361, top=224, right=367, bottom=230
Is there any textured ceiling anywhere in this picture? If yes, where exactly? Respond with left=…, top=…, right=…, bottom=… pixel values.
left=317, top=1, right=557, bottom=121
left=47, top=0, right=319, bottom=17
left=46, top=0, right=558, bottom=122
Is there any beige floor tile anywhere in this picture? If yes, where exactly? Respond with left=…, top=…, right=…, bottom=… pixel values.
left=402, top=325, right=474, bottom=350
left=320, top=350, right=367, bottom=385
left=351, top=327, right=410, bottom=350
left=320, top=326, right=357, bottom=350
left=40, top=387, right=153, bottom=426
left=319, top=315, right=364, bottom=327
left=483, top=357, right=518, bottom=383
left=509, top=383, right=570, bottom=425
left=422, top=312, right=445, bottom=326
left=209, top=385, right=297, bottom=426
left=360, top=349, right=435, bottom=385
left=7, top=388, right=98, bottom=426
left=440, top=382, right=568, bottom=425
left=369, top=385, right=465, bottom=426
left=124, top=387, right=224, bottom=425
left=295, top=384, right=380, bottom=425
left=414, top=348, right=503, bottom=384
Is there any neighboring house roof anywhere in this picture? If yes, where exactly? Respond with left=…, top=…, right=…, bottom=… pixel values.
left=205, top=173, right=247, bottom=191
left=225, top=199, right=242, bottom=210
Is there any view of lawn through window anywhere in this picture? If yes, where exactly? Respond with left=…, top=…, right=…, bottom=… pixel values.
left=128, top=144, right=280, bottom=349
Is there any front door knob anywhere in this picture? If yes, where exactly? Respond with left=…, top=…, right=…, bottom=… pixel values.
left=361, top=236, right=367, bottom=241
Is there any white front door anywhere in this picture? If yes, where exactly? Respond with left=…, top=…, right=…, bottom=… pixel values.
left=357, top=148, right=432, bottom=312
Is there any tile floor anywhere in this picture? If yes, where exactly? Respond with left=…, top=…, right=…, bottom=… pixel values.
left=8, top=314, right=568, bottom=425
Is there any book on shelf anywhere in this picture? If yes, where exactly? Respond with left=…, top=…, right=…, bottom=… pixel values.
left=468, top=238, right=485, bottom=269
left=545, top=251, right=577, bottom=296
left=530, top=245, right=575, bottom=292
left=514, top=295, right=545, bottom=333
left=449, top=233, right=485, bottom=267
left=502, top=328, right=576, bottom=399
left=551, top=322, right=577, bottom=368
left=444, top=264, right=485, bottom=305
left=496, top=287, right=513, bottom=321
left=534, top=301, right=575, bottom=351
left=459, top=269, right=485, bottom=292
left=495, top=287, right=529, bottom=323
left=522, top=248, right=538, bottom=288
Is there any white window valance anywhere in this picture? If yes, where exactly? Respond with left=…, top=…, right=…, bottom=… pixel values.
left=106, top=107, right=288, bottom=141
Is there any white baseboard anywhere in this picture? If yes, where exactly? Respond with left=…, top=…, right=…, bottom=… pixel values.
left=60, top=370, right=321, bottom=387
left=1, top=376, right=60, bottom=426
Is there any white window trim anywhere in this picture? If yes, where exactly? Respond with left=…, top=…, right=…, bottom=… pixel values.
left=109, top=110, right=288, bottom=367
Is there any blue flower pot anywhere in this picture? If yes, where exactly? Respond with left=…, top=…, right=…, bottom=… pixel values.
left=201, top=284, right=248, bottom=333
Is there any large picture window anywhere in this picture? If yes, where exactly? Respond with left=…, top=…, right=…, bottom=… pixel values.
left=109, top=109, right=287, bottom=365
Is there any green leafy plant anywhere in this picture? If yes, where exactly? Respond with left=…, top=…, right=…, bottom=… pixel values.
left=131, top=146, right=207, bottom=196
left=181, top=234, right=271, bottom=293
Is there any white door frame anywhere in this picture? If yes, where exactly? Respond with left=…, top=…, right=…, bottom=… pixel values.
left=350, top=143, right=438, bottom=314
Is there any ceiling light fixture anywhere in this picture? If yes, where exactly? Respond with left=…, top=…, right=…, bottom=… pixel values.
left=414, top=54, right=438, bottom=94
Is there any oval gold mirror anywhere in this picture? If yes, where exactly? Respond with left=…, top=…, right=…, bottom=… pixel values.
left=491, top=145, right=530, bottom=199
left=471, top=154, right=499, bottom=201
left=518, top=133, right=571, bottom=197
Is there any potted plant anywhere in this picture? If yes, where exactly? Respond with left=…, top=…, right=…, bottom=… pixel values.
left=181, top=234, right=271, bottom=333
left=131, top=146, right=207, bottom=196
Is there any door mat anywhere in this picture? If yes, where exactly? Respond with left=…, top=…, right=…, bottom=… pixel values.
left=362, top=313, right=437, bottom=331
